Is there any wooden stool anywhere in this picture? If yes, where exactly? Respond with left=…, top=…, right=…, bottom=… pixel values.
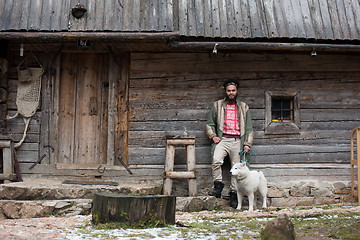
left=0, top=136, right=15, bottom=183
left=163, top=136, right=197, bottom=196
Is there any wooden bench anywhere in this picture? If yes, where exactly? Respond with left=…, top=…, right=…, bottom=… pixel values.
left=163, top=136, right=197, bottom=196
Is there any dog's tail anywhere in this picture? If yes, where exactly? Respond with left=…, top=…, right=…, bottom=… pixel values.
left=259, top=171, right=267, bottom=184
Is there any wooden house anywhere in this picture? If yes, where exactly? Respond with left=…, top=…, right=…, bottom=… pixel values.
left=0, top=0, right=359, bottom=196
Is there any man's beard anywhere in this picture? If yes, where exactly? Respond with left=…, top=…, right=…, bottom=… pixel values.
left=226, top=94, right=238, bottom=102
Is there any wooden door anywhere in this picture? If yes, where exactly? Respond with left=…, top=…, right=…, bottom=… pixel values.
left=58, top=53, right=109, bottom=168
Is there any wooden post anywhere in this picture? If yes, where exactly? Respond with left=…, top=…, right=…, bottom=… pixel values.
left=163, top=144, right=175, bottom=195
left=357, top=128, right=360, bottom=205
left=92, top=192, right=176, bottom=226
left=187, top=144, right=197, bottom=197
left=350, top=127, right=360, bottom=204
left=0, top=138, right=14, bottom=183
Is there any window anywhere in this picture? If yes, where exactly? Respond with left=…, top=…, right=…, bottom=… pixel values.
left=265, top=91, right=300, bottom=134
left=271, top=97, right=293, bottom=122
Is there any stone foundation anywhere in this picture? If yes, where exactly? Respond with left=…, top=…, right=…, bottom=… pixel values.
left=0, top=178, right=357, bottom=218
left=267, top=181, right=354, bottom=207
left=173, top=180, right=356, bottom=210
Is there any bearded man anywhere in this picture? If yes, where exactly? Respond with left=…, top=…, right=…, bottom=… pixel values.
left=206, top=80, right=254, bottom=208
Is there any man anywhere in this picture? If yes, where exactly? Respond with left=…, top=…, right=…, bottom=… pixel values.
left=206, top=80, right=254, bottom=208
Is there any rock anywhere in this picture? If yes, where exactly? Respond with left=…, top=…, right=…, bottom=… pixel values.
left=333, top=182, right=346, bottom=190
left=55, top=201, right=72, bottom=209
left=261, top=214, right=295, bottom=240
left=1, top=201, right=54, bottom=219
left=290, top=183, right=310, bottom=197
left=176, top=196, right=219, bottom=212
left=271, top=197, right=314, bottom=207
left=0, top=199, right=92, bottom=219
left=310, top=187, right=332, bottom=197
left=268, top=186, right=290, bottom=198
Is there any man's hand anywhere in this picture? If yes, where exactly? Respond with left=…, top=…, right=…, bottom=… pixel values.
left=244, top=145, right=251, bottom=153
left=212, top=136, right=221, bottom=144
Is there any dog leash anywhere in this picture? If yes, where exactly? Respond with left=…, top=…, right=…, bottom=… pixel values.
left=239, top=149, right=256, bottom=164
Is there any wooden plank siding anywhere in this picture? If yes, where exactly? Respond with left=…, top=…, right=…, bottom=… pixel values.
left=0, top=0, right=174, bottom=32
left=176, top=0, right=360, bottom=40
left=1, top=0, right=360, bottom=41
left=128, top=52, right=360, bottom=167
left=3, top=42, right=359, bottom=185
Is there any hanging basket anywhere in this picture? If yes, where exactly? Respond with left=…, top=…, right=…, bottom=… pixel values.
left=17, top=67, right=32, bottom=82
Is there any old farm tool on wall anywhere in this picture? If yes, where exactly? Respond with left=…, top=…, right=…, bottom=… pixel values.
left=351, top=126, right=360, bottom=204
left=29, top=153, right=47, bottom=170
left=117, top=156, right=133, bottom=175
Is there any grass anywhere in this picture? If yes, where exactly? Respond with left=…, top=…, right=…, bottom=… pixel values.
left=69, top=210, right=360, bottom=239
left=293, top=212, right=360, bottom=239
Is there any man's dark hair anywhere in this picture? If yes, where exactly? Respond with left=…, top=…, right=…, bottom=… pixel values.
left=223, top=80, right=239, bottom=90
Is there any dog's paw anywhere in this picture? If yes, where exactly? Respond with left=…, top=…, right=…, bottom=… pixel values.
left=236, top=206, right=242, bottom=210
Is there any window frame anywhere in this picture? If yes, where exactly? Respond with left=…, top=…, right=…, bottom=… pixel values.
left=265, top=91, right=300, bottom=135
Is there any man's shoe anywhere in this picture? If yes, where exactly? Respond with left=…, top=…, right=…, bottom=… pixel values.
left=229, top=191, right=238, bottom=208
left=208, top=181, right=225, bottom=198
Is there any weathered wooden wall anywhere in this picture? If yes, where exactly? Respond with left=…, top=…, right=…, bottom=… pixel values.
left=4, top=43, right=360, bottom=183
left=129, top=52, right=360, bottom=181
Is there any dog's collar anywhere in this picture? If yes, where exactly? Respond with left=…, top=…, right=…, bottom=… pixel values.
left=237, top=176, right=247, bottom=181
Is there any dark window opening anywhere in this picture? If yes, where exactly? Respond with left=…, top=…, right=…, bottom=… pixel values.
left=271, top=97, right=293, bottom=122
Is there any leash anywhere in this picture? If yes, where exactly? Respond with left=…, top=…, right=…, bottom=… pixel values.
left=238, top=149, right=256, bottom=164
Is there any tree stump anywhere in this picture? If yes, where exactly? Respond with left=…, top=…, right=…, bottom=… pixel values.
left=92, top=192, right=176, bottom=227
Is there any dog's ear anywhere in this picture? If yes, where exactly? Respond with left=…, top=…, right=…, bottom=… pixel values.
left=240, top=162, right=246, bottom=167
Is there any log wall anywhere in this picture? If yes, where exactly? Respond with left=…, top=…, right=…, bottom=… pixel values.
left=129, top=52, right=360, bottom=182
left=4, top=45, right=360, bottom=184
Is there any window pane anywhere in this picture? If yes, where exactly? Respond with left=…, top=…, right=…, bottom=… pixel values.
left=272, top=110, right=281, bottom=120
left=272, top=99, right=282, bottom=109
left=282, top=111, right=292, bottom=120
left=282, top=100, right=291, bottom=110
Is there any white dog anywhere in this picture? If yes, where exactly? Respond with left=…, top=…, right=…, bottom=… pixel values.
left=230, top=162, right=267, bottom=211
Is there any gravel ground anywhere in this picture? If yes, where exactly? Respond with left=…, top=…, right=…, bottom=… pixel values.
left=0, top=206, right=359, bottom=240
left=0, top=215, right=91, bottom=240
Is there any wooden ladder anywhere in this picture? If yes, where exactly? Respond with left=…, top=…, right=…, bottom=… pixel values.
left=163, top=136, right=197, bottom=197
left=351, top=126, right=360, bottom=204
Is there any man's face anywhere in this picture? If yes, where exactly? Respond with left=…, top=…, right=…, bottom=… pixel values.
left=225, top=85, right=238, bottom=101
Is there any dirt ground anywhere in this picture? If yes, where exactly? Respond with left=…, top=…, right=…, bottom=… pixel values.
left=0, top=206, right=359, bottom=240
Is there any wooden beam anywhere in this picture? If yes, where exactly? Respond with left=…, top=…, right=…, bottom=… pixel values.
left=164, top=171, right=196, bottom=179
left=170, top=41, right=360, bottom=53
left=0, top=31, right=180, bottom=40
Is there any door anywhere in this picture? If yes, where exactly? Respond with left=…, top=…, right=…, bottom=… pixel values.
left=57, top=53, right=109, bottom=168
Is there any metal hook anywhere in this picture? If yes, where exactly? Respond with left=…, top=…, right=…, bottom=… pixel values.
left=311, top=47, right=317, bottom=56
left=97, top=165, right=106, bottom=174
left=213, top=43, right=219, bottom=54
